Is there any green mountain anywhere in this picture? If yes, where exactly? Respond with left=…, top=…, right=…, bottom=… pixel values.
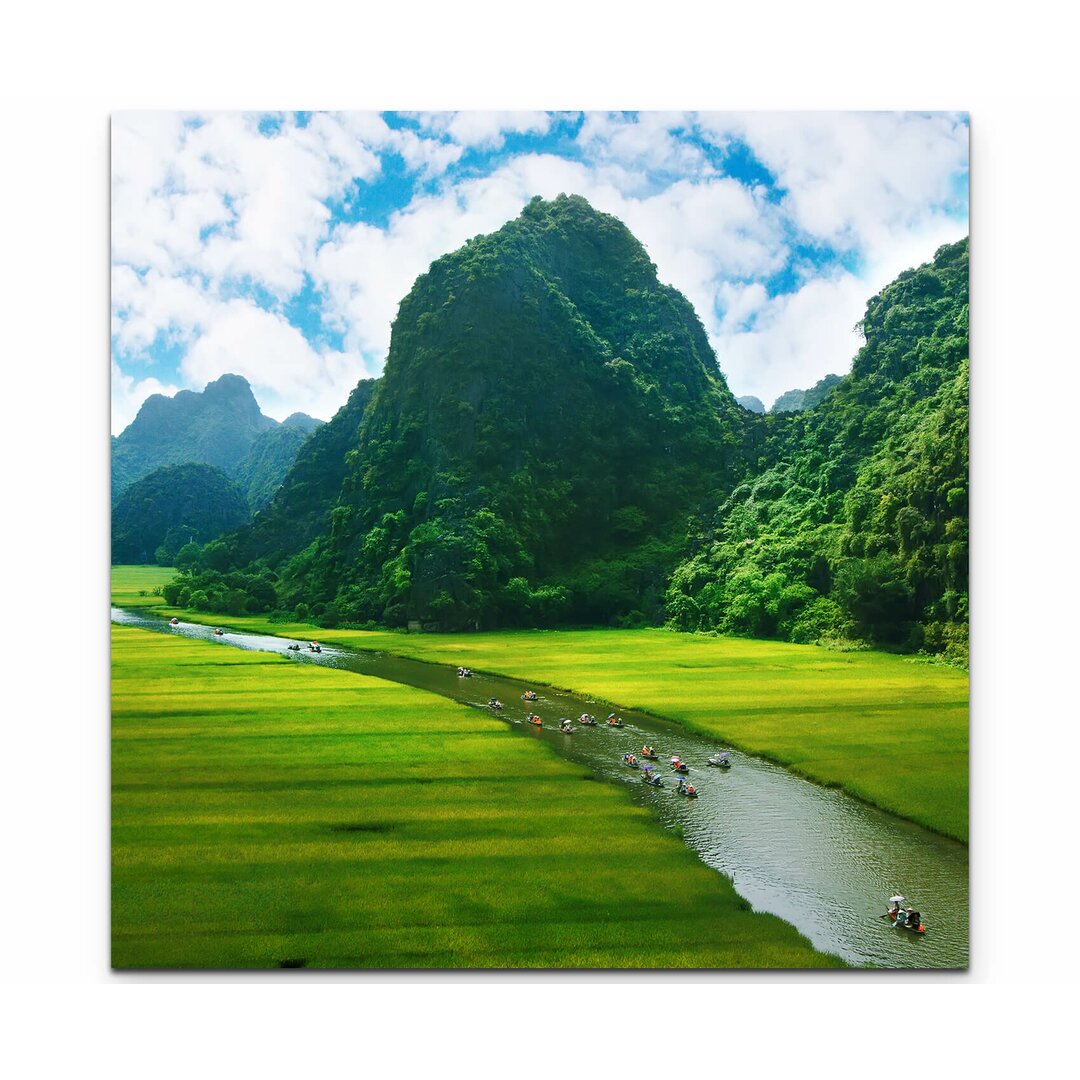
left=769, top=373, right=842, bottom=414
left=162, top=201, right=967, bottom=660
left=192, top=195, right=750, bottom=628
left=112, top=374, right=277, bottom=501
left=233, top=412, right=323, bottom=509
left=667, top=237, right=968, bottom=658
left=230, top=378, right=380, bottom=565
left=111, top=463, right=251, bottom=565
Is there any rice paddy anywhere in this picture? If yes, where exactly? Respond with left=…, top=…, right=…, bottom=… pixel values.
left=112, top=624, right=843, bottom=968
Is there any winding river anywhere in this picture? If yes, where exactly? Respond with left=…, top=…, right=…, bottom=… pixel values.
left=112, top=607, right=969, bottom=968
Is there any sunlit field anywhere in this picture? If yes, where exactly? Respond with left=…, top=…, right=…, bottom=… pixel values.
left=112, top=625, right=842, bottom=968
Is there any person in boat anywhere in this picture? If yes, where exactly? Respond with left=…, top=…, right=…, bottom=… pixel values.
left=686, top=784, right=696, bottom=796
left=887, top=895, right=905, bottom=920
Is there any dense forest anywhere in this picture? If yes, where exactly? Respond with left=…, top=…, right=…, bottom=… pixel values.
left=151, top=197, right=968, bottom=662
left=111, top=463, right=251, bottom=565
left=667, top=237, right=968, bottom=660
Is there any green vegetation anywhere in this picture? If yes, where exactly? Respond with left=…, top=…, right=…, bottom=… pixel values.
left=112, top=624, right=841, bottom=968
left=668, top=239, right=968, bottom=661
left=154, top=205, right=967, bottom=665
left=111, top=564, right=175, bottom=607
left=112, top=373, right=322, bottom=517
left=233, top=413, right=323, bottom=509
left=113, top=571, right=967, bottom=841
left=111, top=463, right=251, bottom=565
left=769, top=373, right=842, bottom=414
left=231, top=378, right=380, bottom=566
left=112, top=373, right=277, bottom=500
left=181, top=195, right=751, bottom=630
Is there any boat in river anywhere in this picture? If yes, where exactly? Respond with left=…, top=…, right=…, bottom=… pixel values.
left=707, top=752, right=731, bottom=769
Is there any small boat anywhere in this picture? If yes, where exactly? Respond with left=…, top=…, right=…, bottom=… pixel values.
left=641, top=750, right=658, bottom=761
left=675, top=781, right=698, bottom=799
left=578, top=714, right=597, bottom=726
left=488, top=699, right=504, bottom=710
left=287, top=643, right=301, bottom=652
left=641, top=768, right=663, bottom=787
left=527, top=715, right=543, bottom=727
left=560, top=723, right=574, bottom=735
left=522, top=691, right=538, bottom=701
left=884, top=897, right=926, bottom=934
left=214, top=628, right=224, bottom=636
left=308, top=642, right=322, bottom=653
left=607, top=719, right=624, bottom=728
left=707, top=753, right=731, bottom=769
left=169, top=618, right=179, bottom=626
left=670, top=759, right=689, bottom=774
left=622, top=754, right=639, bottom=769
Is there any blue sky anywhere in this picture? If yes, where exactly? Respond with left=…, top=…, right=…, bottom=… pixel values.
left=111, top=110, right=968, bottom=431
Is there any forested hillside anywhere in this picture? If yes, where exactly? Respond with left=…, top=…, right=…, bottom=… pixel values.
left=111, top=463, right=251, bottom=565
left=233, top=413, right=323, bottom=509
left=667, top=237, right=968, bottom=659
left=155, top=200, right=968, bottom=660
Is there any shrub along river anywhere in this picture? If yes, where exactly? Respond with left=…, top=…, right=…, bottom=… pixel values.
left=112, top=608, right=969, bottom=969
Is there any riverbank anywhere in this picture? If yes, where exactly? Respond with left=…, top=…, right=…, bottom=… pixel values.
left=112, top=567, right=968, bottom=842
left=112, top=624, right=842, bottom=968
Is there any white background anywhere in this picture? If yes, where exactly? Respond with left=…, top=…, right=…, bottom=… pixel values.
left=1, top=1, right=1077, bottom=1075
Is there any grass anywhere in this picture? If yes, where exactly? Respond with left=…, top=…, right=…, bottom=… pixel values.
left=112, top=624, right=842, bottom=969
left=112, top=566, right=969, bottom=842
left=110, top=564, right=176, bottom=608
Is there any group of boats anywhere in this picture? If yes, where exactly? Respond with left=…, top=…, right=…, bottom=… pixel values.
left=621, top=752, right=703, bottom=796
left=285, top=641, right=322, bottom=653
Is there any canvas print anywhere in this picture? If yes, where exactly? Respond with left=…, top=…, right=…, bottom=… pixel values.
left=110, top=111, right=969, bottom=969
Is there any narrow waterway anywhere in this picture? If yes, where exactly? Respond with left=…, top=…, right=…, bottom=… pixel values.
left=112, top=608, right=969, bottom=968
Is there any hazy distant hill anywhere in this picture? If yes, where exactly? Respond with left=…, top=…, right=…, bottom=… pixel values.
left=736, top=395, right=765, bottom=414
left=769, top=373, right=842, bottom=413
left=111, top=462, right=251, bottom=565
left=233, top=413, right=323, bottom=509
left=111, top=373, right=322, bottom=508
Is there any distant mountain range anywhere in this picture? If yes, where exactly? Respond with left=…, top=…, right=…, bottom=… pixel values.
left=111, top=373, right=325, bottom=562
left=111, top=373, right=323, bottom=508
left=769, top=373, right=843, bottom=414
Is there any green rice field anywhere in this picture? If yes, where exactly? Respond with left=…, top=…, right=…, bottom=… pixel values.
left=112, top=567, right=968, bottom=841
left=112, top=624, right=842, bottom=968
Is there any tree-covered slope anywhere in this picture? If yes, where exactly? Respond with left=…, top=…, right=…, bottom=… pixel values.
left=769, top=373, right=842, bottom=414
left=667, top=237, right=968, bottom=658
left=233, top=412, right=322, bottom=509
left=229, top=378, right=380, bottom=565
left=111, top=463, right=251, bottom=565
left=270, top=194, right=750, bottom=628
left=112, top=374, right=278, bottom=501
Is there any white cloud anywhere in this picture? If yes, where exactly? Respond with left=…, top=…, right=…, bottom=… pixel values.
left=714, top=273, right=870, bottom=408
left=577, top=111, right=710, bottom=181
left=112, top=110, right=968, bottom=432
left=417, top=110, right=553, bottom=149
left=699, top=111, right=968, bottom=254
left=312, top=153, right=786, bottom=369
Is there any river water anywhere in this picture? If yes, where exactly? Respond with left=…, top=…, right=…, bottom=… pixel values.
left=112, top=607, right=969, bottom=968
